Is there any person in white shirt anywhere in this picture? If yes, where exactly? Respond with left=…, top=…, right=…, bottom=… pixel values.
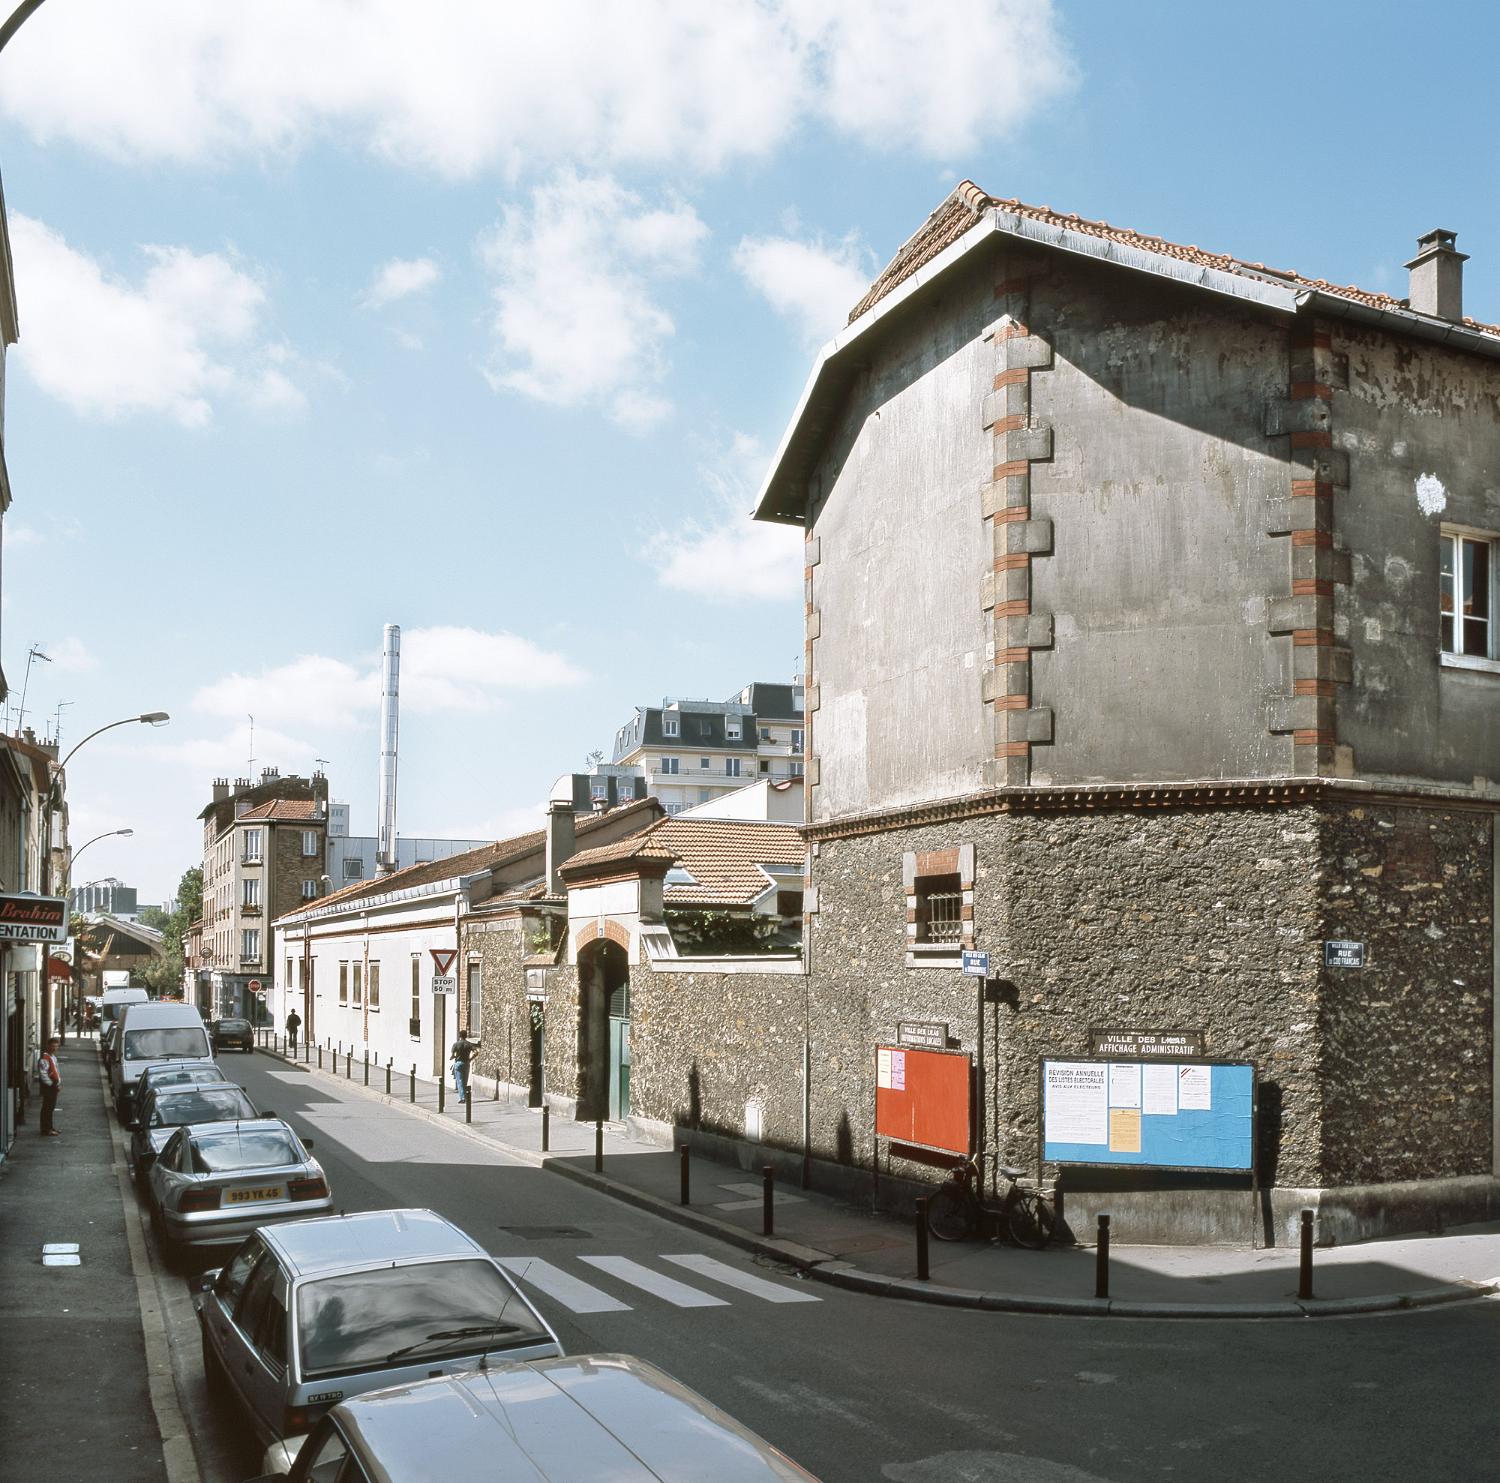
left=36, top=1036, right=61, bottom=1136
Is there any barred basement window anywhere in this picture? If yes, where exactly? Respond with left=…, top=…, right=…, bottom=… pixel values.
left=915, top=873, right=963, bottom=944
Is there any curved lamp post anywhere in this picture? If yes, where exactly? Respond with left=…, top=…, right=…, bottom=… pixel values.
left=59, top=711, right=170, bottom=773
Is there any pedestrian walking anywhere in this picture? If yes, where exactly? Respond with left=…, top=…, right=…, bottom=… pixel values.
left=450, top=1029, right=479, bottom=1103
left=36, top=1036, right=62, bottom=1136
left=285, top=1009, right=301, bottom=1054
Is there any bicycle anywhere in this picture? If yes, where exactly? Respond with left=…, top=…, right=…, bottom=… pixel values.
left=926, top=1150, right=1056, bottom=1249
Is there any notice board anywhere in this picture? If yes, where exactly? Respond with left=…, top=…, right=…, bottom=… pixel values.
left=1041, top=1058, right=1254, bottom=1172
left=875, top=1045, right=971, bottom=1156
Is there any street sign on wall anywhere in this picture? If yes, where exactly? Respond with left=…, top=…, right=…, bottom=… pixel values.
left=431, top=975, right=457, bottom=995
left=0, top=893, right=68, bottom=943
left=960, top=950, right=989, bottom=977
left=1324, top=940, right=1365, bottom=969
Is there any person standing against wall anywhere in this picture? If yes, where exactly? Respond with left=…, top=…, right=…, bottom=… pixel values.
left=36, top=1035, right=61, bottom=1136
left=450, top=1029, right=479, bottom=1103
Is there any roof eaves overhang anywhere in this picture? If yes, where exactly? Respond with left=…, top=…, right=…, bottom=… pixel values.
left=1298, top=289, right=1500, bottom=361
left=754, top=209, right=1305, bottom=526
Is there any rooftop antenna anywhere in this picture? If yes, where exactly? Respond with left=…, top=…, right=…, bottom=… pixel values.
left=247, top=714, right=256, bottom=775
left=16, top=644, right=51, bottom=731
left=52, top=699, right=73, bottom=748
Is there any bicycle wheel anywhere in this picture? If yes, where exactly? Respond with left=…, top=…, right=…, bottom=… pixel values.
left=1005, top=1190, right=1056, bottom=1249
left=927, top=1182, right=978, bottom=1242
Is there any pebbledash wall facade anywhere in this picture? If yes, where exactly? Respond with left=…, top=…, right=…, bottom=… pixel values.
left=722, top=184, right=1500, bottom=1245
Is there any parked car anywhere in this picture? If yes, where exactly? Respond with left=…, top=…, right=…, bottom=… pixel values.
left=129, top=1082, right=258, bottom=1185
left=129, top=1060, right=228, bottom=1130
left=149, top=1118, right=330, bottom=1266
left=210, top=1016, right=255, bottom=1053
left=111, top=1002, right=214, bottom=1123
left=251, top=1352, right=818, bottom=1482
left=195, top=1208, right=561, bottom=1451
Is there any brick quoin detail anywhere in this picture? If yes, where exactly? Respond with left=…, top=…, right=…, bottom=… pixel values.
left=575, top=918, right=631, bottom=953
left=1266, top=319, right=1351, bottom=776
left=982, top=259, right=1053, bottom=788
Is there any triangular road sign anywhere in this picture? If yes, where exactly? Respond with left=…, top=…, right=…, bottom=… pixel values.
left=430, top=948, right=458, bottom=975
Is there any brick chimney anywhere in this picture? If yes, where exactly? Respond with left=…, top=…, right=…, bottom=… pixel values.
left=545, top=800, right=576, bottom=898
left=1405, top=229, right=1468, bottom=320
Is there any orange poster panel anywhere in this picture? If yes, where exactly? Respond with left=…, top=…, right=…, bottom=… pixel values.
left=874, top=1046, right=971, bottom=1156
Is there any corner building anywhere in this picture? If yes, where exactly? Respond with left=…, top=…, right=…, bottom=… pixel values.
left=755, top=183, right=1499, bottom=1243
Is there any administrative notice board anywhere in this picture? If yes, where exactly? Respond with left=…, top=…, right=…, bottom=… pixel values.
left=1041, top=1058, right=1255, bottom=1172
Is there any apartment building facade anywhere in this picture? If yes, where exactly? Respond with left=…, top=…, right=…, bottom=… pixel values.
left=194, top=770, right=330, bottom=1019
left=323, top=800, right=487, bottom=888
left=608, top=682, right=805, bottom=815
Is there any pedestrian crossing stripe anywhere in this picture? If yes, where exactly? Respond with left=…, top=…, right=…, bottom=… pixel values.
left=497, top=1253, right=821, bottom=1314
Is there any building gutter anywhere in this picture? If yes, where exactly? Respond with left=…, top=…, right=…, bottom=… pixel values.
left=1297, top=289, right=1500, bottom=361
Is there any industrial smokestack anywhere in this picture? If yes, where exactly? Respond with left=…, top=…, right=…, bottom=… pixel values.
left=377, top=623, right=401, bottom=874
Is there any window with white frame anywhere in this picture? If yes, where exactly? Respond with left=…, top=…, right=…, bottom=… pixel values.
left=339, top=962, right=348, bottom=1005
left=243, top=829, right=263, bottom=862
left=915, top=874, right=963, bottom=945
left=663, top=717, right=679, bottom=736
left=791, top=729, right=804, bottom=750
left=301, top=879, right=319, bottom=900
left=410, top=955, right=421, bottom=1036
left=660, top=757, right=680, bottom=774
left=726, top=720, right=741, bottom=739
left=242, top=878, right=259, bottom=908
left=241, top=928, right=261, bottom=961
left=302, top=830, right=320, bottom=857
left=353, top=962, right=363, bottom=1007
left=699, top=757, right=710, bottom=769
left=725, top=757, right=742, bottom=777
left=368, top=962, right=380, bottom=1011
left=591, top=782, right=608, bottom=801
left=343, top=858, right=363, bottom=879
left=1441, top=527, right=1496, bottom=660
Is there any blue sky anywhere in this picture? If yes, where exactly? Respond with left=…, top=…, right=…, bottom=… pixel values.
left=0, top=1, right=1494, bottom=900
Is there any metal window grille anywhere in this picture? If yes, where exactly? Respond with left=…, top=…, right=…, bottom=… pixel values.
left=917, top=876, right=963, bottom=944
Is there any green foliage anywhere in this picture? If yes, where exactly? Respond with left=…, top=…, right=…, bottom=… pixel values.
left=662, top=909, right=798, bottom=956
left=138, top=866, right=205, bottom=997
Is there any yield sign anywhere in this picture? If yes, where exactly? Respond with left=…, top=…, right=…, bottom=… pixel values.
left=429, top=948, right=458, bottom=976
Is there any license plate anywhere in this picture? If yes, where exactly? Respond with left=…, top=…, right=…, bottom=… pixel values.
left=226, top=1186, right=282, bottom=1204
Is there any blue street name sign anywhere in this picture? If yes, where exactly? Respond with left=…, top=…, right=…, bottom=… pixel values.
left=961, top=950, right=990, bottom=977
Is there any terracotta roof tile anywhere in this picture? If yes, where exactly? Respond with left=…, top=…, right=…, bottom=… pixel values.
left=562, top=817, right=803, bottom=907
left=237, top=799, right=322, bottom=822
left=848, top=181, right=1500, bottom=339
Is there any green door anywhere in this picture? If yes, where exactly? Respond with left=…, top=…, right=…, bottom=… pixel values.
left=607, top=979, right=630, bottom=1121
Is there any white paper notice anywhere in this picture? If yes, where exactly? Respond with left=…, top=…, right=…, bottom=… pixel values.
left=1142, top=1062, right=1178, bottom=1116
left=1045, top=1062, right=1109, bottom=1145
left=877, top=1048, right=892, bottom=1090
left=1108, top=1062, right=1142, bottom=1109
left=890, top=1049, right=906, bottom=1091
left=1178, top=1064, right=1211, bottom=1111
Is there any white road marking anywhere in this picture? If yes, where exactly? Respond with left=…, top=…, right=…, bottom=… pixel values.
left=497, top=1257, right=631, bottom=1314
left=661, top=1254, right=821, bottom=1303
left=580, top=1255, right=729, bottom=1308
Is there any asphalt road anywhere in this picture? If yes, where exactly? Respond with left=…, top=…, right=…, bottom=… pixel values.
left=141, top=1052, right=1500, bottom=1483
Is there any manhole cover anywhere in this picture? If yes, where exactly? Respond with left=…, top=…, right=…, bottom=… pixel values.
left=499, top=1225, right=590, bottom=1239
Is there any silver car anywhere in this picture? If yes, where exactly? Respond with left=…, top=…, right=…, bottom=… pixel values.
left=252, top=1353, right=818, bottom=1482
left=194, top=1209, right=561, bottom=1451
left=129, top=1082, right=257, bottom=1185
left=148, top=1118, right=331, bottom=1265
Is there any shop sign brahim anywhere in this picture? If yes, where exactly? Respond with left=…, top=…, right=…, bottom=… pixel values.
left=0, top=893, right=68, bottom=944
left=1089, top=1028, right=1205, bottom=1058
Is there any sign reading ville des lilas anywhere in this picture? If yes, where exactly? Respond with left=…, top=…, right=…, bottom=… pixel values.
left=0, top=894, right=68, bottom=944
left=1089, top=1028, right=1205, bottom=1059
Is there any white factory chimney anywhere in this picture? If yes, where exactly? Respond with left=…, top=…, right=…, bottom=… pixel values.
left=377, top=623, right=400, bottom=875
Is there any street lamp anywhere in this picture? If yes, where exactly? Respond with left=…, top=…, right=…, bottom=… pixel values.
left=58, top=711, right=170, bottom=773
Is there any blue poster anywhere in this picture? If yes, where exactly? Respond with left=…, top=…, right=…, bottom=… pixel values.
left=1042, top=1059, right=1254, bottom=1171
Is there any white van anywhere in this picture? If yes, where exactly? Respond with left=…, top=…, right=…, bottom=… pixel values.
left=111, top=1001, right=214, bottom=1123
left=100, top=985, right=149, bottom=1030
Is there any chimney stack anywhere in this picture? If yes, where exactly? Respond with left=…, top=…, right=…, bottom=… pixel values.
left=545, top=800, right=576, bottom=898
left=376, top=623, right=401, bottom=875
left=1406, top=229, right=1468, bottom=321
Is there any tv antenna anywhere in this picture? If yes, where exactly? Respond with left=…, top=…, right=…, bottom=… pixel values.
left=247, top=714, right=255, bottom=775
left=16, top=644, right=51, bottom=731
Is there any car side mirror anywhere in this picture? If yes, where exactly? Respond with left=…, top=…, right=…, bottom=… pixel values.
left=195, top=1271, right=219, bottom=1295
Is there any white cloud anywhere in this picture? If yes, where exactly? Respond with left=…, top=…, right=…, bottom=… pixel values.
left=734, top=233, right=873, bottom=347
left=649, top=433, right=803, bottom=603
left=9, top=216, right=300, bottom=425
left=46, top=637, right=99, bottom=673
left=190, top=628, right=586, bottom=739
left=480, top=170, right=706, bottom=431
left=365, top=256, right=441, bottom=308
left=0, top=2, right=1068, bottom=175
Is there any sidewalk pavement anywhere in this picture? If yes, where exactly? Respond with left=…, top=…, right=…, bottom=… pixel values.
left=258, top=1037, right=1500, bottom=1319
left=0, top=1035, right=169, bottom=1482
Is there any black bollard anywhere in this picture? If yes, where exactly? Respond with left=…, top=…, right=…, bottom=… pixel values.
left=318, top=1044, right=323, bottom=1070
left=345, top=1047, right=351, bottom=1080
left=493, top=1076, right=499, bottom=1101
left=679, top=1144, right=690, bottom=1207
left=332, top=1047, right=338, bottom=1077
left=1298, top=1208, right=1314, bottom=1301
left=385, top=1059, right=392, bottom=1096
left=1095, top=1213, right=1111, bottom=1299
left=439, top=1074, right=445, bottom=1114
left=594, top=1120, right=603, bottom=1173
left=542, top=1105, right=550, bottom=1152
left=409, top=1065, right=416, bottom=1104
left=916, top=1196, right=930, bottom=1281
left=465, top=1084, right=473, bottom=1124
left=363, top=1050, right=369, bottom=1087
left=762, top=1166, right=775, bottom=1237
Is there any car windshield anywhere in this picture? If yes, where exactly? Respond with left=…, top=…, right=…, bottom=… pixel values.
left=151, top=1087, right=256, bottom=1128
left=190, top=1129, right=301, bottom=1173
left=124, top=1027, right=209, bottom=1060
left=145, top=1068, right=223, bottom=1092
left=217, top=1020, right=250, bottom=1032
left=297, top=1260, right=547, bottom=1379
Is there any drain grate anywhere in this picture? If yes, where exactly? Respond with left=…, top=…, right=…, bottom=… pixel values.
left=499, top=1225, right=590, bottom=1239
